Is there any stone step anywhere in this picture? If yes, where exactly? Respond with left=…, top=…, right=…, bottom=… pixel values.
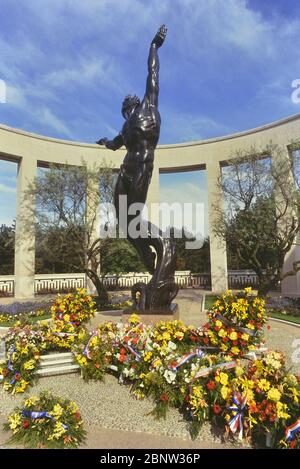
left=38, top=357, right=75, bottom=367
left=40, top=352, right=73, bottom=361
left=36, top=364, right=80, bottom=377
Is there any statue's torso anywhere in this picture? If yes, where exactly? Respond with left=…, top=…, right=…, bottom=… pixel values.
left=121, top=101, right=160, bottom=173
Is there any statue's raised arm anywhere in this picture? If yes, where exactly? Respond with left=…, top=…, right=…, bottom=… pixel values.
left=145, top=25, right=167, bottom=106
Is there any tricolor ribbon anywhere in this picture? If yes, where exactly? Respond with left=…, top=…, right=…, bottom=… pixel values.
left=285, top=418, right=300, bottom=442
left=228, top=393, right=248, bottom=440
left=7, top=346, right=15, bottom=371
left=123, top=343, right=141, bottom=361
left=22, top=410, right=68, bottom=429
left=83, top=331, right=98, bottom=359
left=193, top=360, right=237, bottom=380
left=52, top=332, right=77, bottom=337
left=169, top=349, right=206, bottom=372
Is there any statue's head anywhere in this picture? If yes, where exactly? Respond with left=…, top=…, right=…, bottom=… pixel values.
left=122, top=94, right=140, bottom=119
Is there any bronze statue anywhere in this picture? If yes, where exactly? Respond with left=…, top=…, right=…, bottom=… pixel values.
left=96, top=25, right=178, bottom=310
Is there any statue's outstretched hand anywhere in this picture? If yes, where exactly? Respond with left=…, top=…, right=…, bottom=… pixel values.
left=95, top=137, right=108, bottom=145
left=151, top=24, right=167, bottom=48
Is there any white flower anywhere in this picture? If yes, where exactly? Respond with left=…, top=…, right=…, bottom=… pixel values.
left=167, top=341, right=177, bottom=351
left=163, top=369, right=177, bottom=384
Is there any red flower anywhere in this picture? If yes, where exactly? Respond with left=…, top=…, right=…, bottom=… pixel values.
left=213, top=404, right=222, bottom=414
left=95, top=363, right=100, bottom=369
left=267, top=325, right=271, bottom=330
left=118, top=354, right=126, bottom=363
left=206, top=380, right=216, bottom=391
left=214, top=326, right=220, bottom=332
left=132, top=337, right=138, bottom=345
left=160, top=393, right=169, bottom=402
left=203, top=337, right=209, bottom=345
left=75, top=411, right=81, bottom=421
left=15, top=373, right=21, bottom=381
left=2, top=368, right=9, bottom=377
left=22, top=419, right=30, bottom=429
left=222, top=337, right=228, bottom=343
left=290, top=439, right=298, bottom=449
left=233, top=340, right=238, bottom=346
left=120, top=347, right=127, bottom=355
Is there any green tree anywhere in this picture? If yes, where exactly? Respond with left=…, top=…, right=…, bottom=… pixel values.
left=24, top=162, right=114, bottom=302
left=213, top=144, right=300, bottom=295
left=0, top=223, right=15, bottom=274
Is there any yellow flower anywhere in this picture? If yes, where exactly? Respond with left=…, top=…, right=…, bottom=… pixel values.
left=162, top=332, right=171, bottom=341
left=174, top=331, right=184, bottom=340
left=276, top=402, right=290, bottom=420
left=231, top=347, right=240, bottom=355
left=246, top=323, right=255, bottom=330
left=192, top=386, right=203, bottom=398
left=219, top=372, right=229, bottom=386
left=229, top=331, right=238, bottom=341
left=129, top=313, right=140, bottom=324
left=49, top=404, right=64, bottom=419
left=241, top=333, right=249, bottom=341
left=67, top=401, right=79, bottom=414
left=23, top=359, right=36, bottom=370
left=47, top=421, right=67, bottom=440
left=235, top=365, right=244, bottom=377
left=218, top=329, right=227, bottom=338
left=24, top=396, right=39, bottom=408
left=15, top=380, right=29, bottom=393
left=221, top=386, right=229, bottom=400
left=257, top=379, right=270, bottom=391
left=8, top=413, right=21, bottom=433
left=267, top=387, right=282, bottom=402
left=152, top=358, right=162, bottom=368
left=244, top=287, right=252, bottom=295
left=143, top=351, right=153, bottom=362
left=77, top=355, right=87, bottom=366
left=215, top=320, right=222, bottom=328
left=220, top=343, right=228, bottom=352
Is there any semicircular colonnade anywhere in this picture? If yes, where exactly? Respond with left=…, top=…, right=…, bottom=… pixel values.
left=0, top=113, right=299, bottom=298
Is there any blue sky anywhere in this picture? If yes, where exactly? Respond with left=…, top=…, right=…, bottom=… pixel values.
left=1, top=0, right=300, bottom=230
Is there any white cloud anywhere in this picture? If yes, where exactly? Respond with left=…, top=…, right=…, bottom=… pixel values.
left=163, top=112, right=231, bottom=143
left=0, top=183, right=16, bottom=194
left=35, top=108, right=74, bottom=138
left=160, top=181, right=209, bottom=236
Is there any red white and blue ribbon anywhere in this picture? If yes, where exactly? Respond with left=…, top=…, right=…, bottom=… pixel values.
left=83, top=331, right=98, bottom=359
left=285, top=418, right=300, bottom=441
left=193, top=360, right=237, bottom=380
left=169, top=349, right=206, bottom=372
left=228, top=393, right=248, bottom=440
left=22, top=410, right=68, bottom=429
left=123, top=343, right=141, bottom=361
left=7, top=346, right=15, bottom=371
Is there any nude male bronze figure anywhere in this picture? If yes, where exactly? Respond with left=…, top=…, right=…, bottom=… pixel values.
left=97, top=25, right=178, bottom=310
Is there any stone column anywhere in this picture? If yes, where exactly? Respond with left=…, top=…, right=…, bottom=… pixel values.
left=85, top=169, right=100, bottom=295
left=206, top=159, right=228, bottom=292
left=275, top=145, right=300, bottom=296
left=14, top=157, right=37, bottom=298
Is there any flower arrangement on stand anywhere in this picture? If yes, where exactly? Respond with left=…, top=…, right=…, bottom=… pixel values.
left=50, top=288, right=96, bottom=326
left=199, top=288, right=267, bottom=357
left=3, top=391, right=86, bottom=448
left=0, top=325, right=48, bottom=394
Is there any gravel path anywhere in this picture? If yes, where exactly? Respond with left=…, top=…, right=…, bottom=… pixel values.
left=0, top=290, right=299, bottom=449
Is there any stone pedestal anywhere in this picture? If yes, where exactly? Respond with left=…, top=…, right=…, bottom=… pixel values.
left=122, top=303, right=179, bottom=325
